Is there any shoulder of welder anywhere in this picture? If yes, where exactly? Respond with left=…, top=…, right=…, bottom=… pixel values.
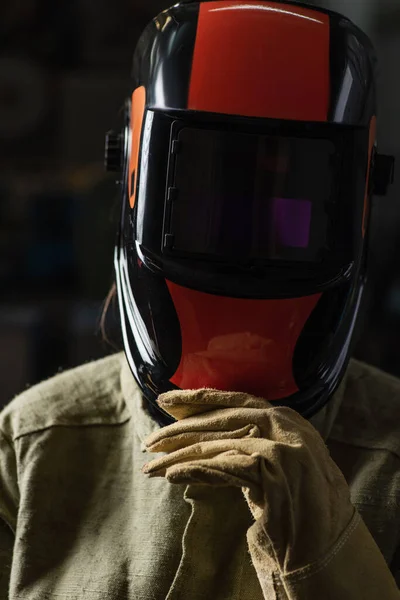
left=0, top=352, right=129, bottom=443
left=332, top=358, right=400, bottom=462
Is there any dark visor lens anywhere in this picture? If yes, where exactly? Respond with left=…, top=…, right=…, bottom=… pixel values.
left=168, top=127, right=337, bottom=262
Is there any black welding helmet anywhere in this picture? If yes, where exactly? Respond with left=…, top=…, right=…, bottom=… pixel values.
left=106, top=0, right=395, bottom=426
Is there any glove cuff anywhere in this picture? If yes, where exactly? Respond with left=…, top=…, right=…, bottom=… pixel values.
left=247, top=511, right=399, bottom=599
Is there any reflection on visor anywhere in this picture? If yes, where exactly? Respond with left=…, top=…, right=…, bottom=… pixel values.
left=272, top=197, right=312, bottom=249
left=167, top=126, right=337, bottom=263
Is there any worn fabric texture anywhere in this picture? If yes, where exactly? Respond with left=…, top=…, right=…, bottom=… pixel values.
left=0, top=352, right=399, bottom=599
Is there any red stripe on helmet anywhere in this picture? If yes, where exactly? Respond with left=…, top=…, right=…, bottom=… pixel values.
left=169, top=1, right=329, bottom=399
left=188, top=1, right=330, bottom=121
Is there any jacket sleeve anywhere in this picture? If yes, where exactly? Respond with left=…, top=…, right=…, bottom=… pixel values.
left=0, top=429, right=19, bottom=599
left=247, top=511, right=400, bottom=599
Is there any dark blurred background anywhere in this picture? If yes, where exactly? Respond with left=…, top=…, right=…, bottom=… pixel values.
left=0, top=0, right=399, bottom=407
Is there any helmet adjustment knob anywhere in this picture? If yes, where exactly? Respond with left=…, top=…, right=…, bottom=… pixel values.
left=104, top=130, right=123, bottom=172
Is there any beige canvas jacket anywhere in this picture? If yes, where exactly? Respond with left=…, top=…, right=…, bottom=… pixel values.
left=0, top=353, right=399, bottom=599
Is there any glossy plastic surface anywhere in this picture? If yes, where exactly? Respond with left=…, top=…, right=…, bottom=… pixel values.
left=115, top=0, right=379, bottom=425
left=328, top=14, right=376, bottom=126
left=128, top=86, right=146, bottom=208
left=132, top=3, right=198, bottom=109
left=132, top=1, right=376, bottom=125
left=362, top=117, right=377, bottom=237
left=167, top=280, right=321, bottom=400
left=189, top=1, right=329, bottom=120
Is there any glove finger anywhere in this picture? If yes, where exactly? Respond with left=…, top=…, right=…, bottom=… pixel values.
left=144, top=438, right=271, bottom=477
left=144, top=407, right=267, bottom=448
left=157, top=388, right=271, bottom=420
left=150, top=402, right=321, bottom=454
left=143, top=441, right=221, bottom=475
left=146, top=423, right=260, bottom=453
left=144, top=447, right=261, bottom=485
left=165, top=462, right=251, bottom=487
left=143, top=440, right=237, bottom=475
left=154, top=454, right=261, bottom=488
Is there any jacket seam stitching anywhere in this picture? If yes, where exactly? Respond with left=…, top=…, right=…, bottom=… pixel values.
left=11, top=417, right=132, bottom=443
left=281, top=511, right=361, bottom=583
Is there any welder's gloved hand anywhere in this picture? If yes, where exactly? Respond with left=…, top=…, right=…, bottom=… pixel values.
left=143, top=389, right=400, bottom=599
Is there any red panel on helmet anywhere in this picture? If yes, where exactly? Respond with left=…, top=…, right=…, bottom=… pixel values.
left=188, top=1, right=330, bottom=121
left=167, top=280, right=321, bottom=401
left=173, top=2, right=328, bottom=399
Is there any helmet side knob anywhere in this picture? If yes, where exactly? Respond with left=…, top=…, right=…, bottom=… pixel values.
left=105, top=130, right=123, bottom=172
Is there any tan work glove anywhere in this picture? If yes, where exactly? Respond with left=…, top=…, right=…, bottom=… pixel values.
left=143, top=389, right=399, bottom=599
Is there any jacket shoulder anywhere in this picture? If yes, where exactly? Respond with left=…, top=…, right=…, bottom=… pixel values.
left=332, top=358, right=400, bottom=459
left=0, top=353, right=130, bottom=441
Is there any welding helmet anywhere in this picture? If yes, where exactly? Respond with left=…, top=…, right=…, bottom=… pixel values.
left=106, top=0, right=394, bottom=426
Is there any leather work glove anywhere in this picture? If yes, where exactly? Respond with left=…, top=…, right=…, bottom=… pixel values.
left=143, top=389, right=399, bottom=599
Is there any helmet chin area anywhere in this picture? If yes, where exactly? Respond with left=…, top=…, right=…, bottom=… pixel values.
left=115, top=239, right=365, bottom=423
